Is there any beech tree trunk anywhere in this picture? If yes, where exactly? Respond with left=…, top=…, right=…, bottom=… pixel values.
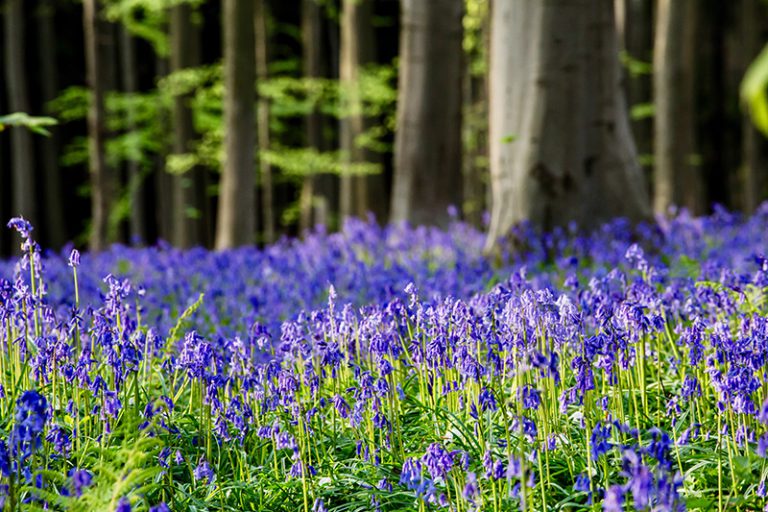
left=485, top=0, right=650, bottom=251
left=170, top=3, right=206, bottom=248
left=4, top=0, right=37, bottom=231
left=37, top=0, right=65, bottom=247
left=391, top=0, right=463, bottom=227
left=216, top=0, right=256, bottom=249
left=740, top=0, right=767, bottom=213
left=118, top=22, right=145, bottom=245
left=299, top=0, right=324, bottom=233
left=653, top=0, right=703, bottom=215
left=255, top=0, right=274, bottom=243
left=84, top=0, right=113, bottom=251
left=340, top=0, right=386, bottom=222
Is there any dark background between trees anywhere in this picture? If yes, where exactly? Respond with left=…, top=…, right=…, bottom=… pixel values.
left=0, top=0, right=766, bottom=256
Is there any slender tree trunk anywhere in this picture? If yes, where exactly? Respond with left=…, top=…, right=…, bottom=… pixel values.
left=154, top=56, right=173, bottom=244
left=170, top=3, right=206, bottom=248
left=300, top=0, right=324, bottom=233
left=118, top=21, right=145, bottom=245
left=4, top=0, right=37, bottom=231
left=83, top=0, right=113, bottom=251
left=216, top=0, right=256, bottom=249
left=340, top=0, right=385, bottom=222
left=485, top=0, right=650, bottom=250
left=616, top=0, right=653, bottom=171
left=741, top=0, right=767, bottom=212
left=391, top=0, right=464, bottom=227
left=37, top=0, right=65, bottom=248
left=255, top=0, right=274, bottom=244
left=653, top=0, right=703, bottom=215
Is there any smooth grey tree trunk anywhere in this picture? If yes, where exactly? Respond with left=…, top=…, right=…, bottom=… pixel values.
left=37, top=0, right=65, bottom=248
left=118, top=21, right=145, bottom=245
left=170, top=3, right=207, bottom=248
left=391, top=0, right=463, bottom=227
left=485, top=0, right=650, bottom=251
left=154, top=56, right=174, bottom=243
left=255, top=0, right=274, bottom=244
left=653, top=0, right=703, bottom=215
left=4, top=0, right=37, bottom=232
left=741, top=0, right=767, bottom=213
left=216, top=0, right=256, bottom=249
left=84, top=0, right=113, bottom=251
left=340, top=0, right=386, bottom=222
left=299, top=0, right=324, bottom=233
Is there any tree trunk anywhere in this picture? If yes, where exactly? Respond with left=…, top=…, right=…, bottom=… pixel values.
left=170, top=3, right=207, bottom=248
left=741, top=0, right=767, bottom=213
left=653, top=0, right=703, bottom=215
left=154, top=56, right=174, bottom=244
left=485, top=0, right=650, bottom=250
left=299, top=0, right=324, bottom=233
left=36, top=0, right=65, bottom=248
left=615, top=0, right=653, bottom=173
left=83, top=0, right=113, bottom=251
left=216, top=0, right=256, bottom=249
left=118, top=21, right=145, bottom=245
left=255, top=0, right=274, bottom=244
left=340, top=0, right=386, bottom=222
left=4, top=0, right=37, bottom=231
left=391, top=0, right=464, bottom=227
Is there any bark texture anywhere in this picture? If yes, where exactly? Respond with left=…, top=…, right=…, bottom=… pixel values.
left=170, top=4, right=207, bottom=248
left=216, top=0, right=256, bottom=249
left=255, top=0, right=274, bottom=243
left=391, top=0, right=463, bottom=227
left=4, top=0, right=37, bottom=231
left=84, top=0, right=113, bottom=251
left=653, top=0, right=703, bottom=215
left=340, top=0, right=385, bottom=221
left=485, top=0, right=650, bottom=250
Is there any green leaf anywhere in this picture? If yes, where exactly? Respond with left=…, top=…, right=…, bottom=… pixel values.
left=741, top=42, right=768, bottom=137
left=0, top=112, right=58, bottom=136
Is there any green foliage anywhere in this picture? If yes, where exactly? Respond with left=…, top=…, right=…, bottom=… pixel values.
left=0, top=113, right=58, bottom=136
left=741, top=43, right=768, bottom=137
left=620, top=50, right=653, bottom=78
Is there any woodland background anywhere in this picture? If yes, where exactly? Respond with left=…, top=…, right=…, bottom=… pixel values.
left=0, top=0, right=767, bottom=256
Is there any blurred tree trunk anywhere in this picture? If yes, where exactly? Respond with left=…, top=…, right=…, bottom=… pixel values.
left=615, top=0, right=653, bottom=173
left=37, top=0, right=65, bottom=248
left=118, top=22, right=145, bottom=245
left=485, top=0, right=650, bottom=250
left=255, top=0, right=274, bottom=243
left=170, top=3, right=207, bottom=248
left=340, top=0, right=385, bottom=222
left=391, top=0, right=463, bottom=227
left=154, top=56, right=173, bottom=244
left=4, top=0, right=37, bottom=232
left=84, top=0, right=113, bottom=251
left=740, top=0, right=767, bottom=212
left=299, top=0, right=323, bottom=233
left=216, top=0, right=256, bottom=249
left=653, top=0, right=703, bottom=215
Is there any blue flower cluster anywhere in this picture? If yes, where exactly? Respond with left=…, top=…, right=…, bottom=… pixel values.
left=2, top=206, right=768, bottom=510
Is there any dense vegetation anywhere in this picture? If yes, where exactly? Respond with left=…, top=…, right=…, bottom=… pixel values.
left=2, top=209, right=768, bottom=510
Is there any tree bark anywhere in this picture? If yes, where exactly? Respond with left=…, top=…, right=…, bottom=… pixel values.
left=170, top=3, right=207, bottom=248
left=485, top=0, right=650, bottom=250
left=83, top=0, right=114, bottom=251
left=740, top=0, right=767, bottom=213
left=255, top=0, right=274, bottom=244
left=37, top=0, right=65, bottom=248
left=4, top=0, right=37, bottom=231
left=340, top=0, right=386, bottom=222
left=216, top=0, right=256, bottom=249
left=299, top=0, right=324, bottom=233
left=653, top=0, right=703, bottom=215
left=391, top=0, right=464, bottom=227
left=118, top=21, right=145, bottom=245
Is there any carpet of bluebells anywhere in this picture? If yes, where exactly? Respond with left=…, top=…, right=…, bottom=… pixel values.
left=2, top=207, right=768, bottom=511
